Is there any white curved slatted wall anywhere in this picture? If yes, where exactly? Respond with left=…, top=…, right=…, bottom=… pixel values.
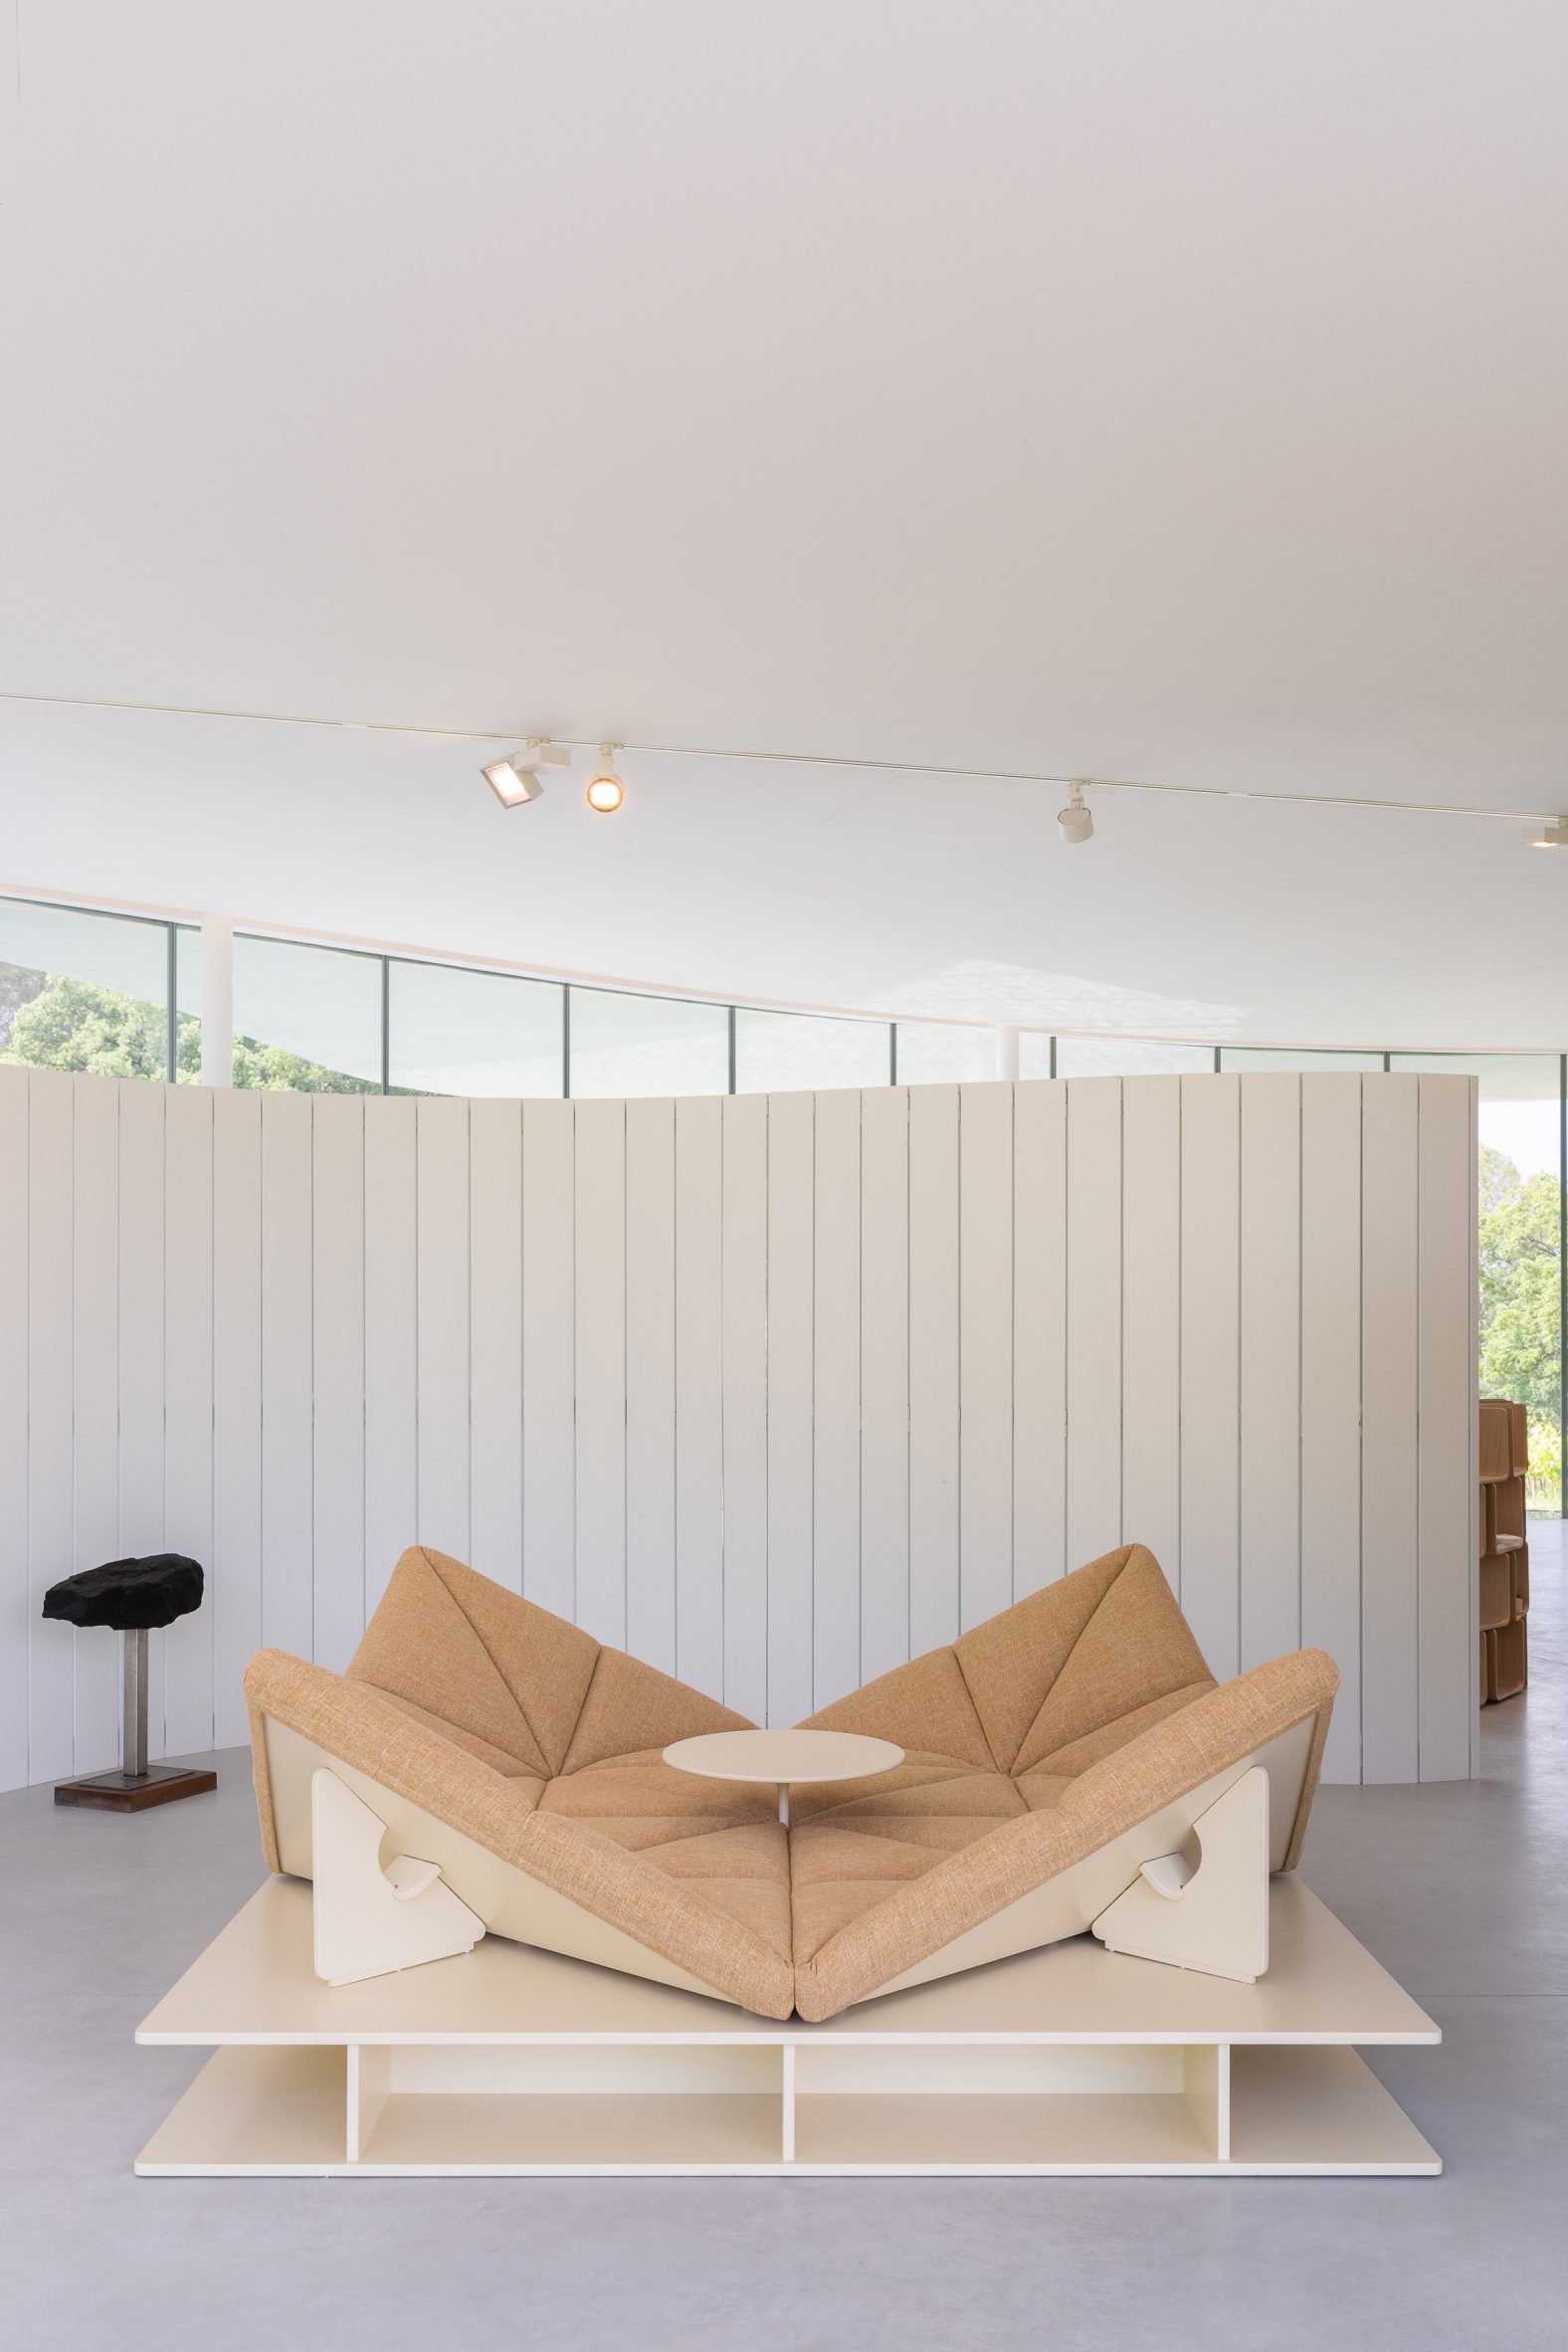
left=0, top=1068, right=1477, bottom=1791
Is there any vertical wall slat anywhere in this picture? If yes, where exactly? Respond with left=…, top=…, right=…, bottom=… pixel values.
left=212, top=1090, right=262, bottom=1748
left=573, top=1099, right=627, bottom=1647
left=1417, top=1074, right=1474, bottom=1781
left=469, top=1097, right=523, bottom=1591
left=766, top=1090, right=815, bottom=1723
left=813, top=1088, right=863, bottom=1701
left=521, top=1099, right=575, bottom=1620
left=311, top=1096, right=365, bottom=1671
left=907, top=1085, right=959, bottom=1653
left=259, top=1091, right=311, bottom=1660
left=414, top=1098, right=471, bottom=1562
left=860, top=1086, right=909, bottom=1677
left=625, top=1098, right=677, bottom=1673
left=363, top=1098, right=417, bottom=1621
left=1179, top=1073, right=1242, bottom=1678
left=1013, top=1078, right=1068, bottom=1595
left=720, top=1093, right=769, bottom=1718
left=1361, top=1075, right=1421, bottom=1782
left=1120, top=1076, right=1182, bottom=1586
left=1065, top=1079, right=1123, bottom=1569
left=71, top=1076, right=120, bottom=1770
left=958, top=1081, right=1013, bottom=1631
left=28, top=1072, right=75, bottom=1780
left=674, top=1095, right=724, bottom=1698
left=1240, top=1075, right=1302, bottom=1668
left=118, top=1080, right=168, bottom=1745
left=1300, top=1075, right=1363, bottom=1783
left=163, top=1084, right=215, bottom=1754
left=0, top=1070, right=29, bottom=1790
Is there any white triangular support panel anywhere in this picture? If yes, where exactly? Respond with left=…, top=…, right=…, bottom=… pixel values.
left=310, top=1768, right=486, bottom=1988
left=1090, top=1765, right=1271, bottom=1985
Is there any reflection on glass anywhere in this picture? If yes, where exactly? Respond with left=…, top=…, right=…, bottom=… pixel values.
left=734, top=1009, right=891, bottom=1093
left=568, top=989, right=727, bottom=1099
left=391, top=961, right=563, bottom=1098
left=0, top=895, right=169, bottom=1080
left=1220, top=1048, right=1384, bottom=1072
left=1055, top=1036, right=1215, bottom=1078
left=895, top=1023, right=997, bottom=1084
left=1391, top=1053, right=1563, bottom=1513
left=232, top=935, right=382, bottom=1093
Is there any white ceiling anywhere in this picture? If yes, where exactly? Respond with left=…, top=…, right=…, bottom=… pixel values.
left=2, top=3, right=1567, bottom=1047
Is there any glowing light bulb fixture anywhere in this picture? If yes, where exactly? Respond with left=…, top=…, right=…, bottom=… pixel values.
left=587, top=744, right=625, bottom=814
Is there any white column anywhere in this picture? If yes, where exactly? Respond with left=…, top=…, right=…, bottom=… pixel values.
left=994, top=1025, right=1021, bottom=1080
left=200, top=916, right=235, bottom=1087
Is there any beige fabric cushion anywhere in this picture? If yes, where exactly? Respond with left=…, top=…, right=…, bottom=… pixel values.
left=792, top=1645, right=1338, bottom=2020
left=347, top=1546, right=598, bottom=1777
left=790, top=1764, right=1027, bottom=1964
left=559, top=1646, right=751, bottom=1775
left=787, top=1546, right=1305, bottom=2002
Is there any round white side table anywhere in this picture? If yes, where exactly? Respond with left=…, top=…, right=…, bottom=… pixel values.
left=663, top=1728, right=903, bottom=1825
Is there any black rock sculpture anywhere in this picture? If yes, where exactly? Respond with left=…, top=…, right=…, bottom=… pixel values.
left=42, top=1554, right=205, bottom=1632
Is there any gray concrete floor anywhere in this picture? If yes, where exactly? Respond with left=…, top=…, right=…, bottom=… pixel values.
left=4, top=1547, right=1566, bottom=2352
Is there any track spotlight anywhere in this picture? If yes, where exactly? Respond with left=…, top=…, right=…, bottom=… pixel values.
left=1058, top=780, right=1093, bottom=845
left=482, top=738, right=571, bottom=808
left=586, top=744, right=625, bottom=814
left=1532, top=817, right=1568, bottom=850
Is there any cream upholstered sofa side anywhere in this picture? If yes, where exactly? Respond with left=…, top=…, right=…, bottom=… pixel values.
left=244, top=1551, right=800, bottom=2021
left=245, top=1542, right=1338, bottom=2026
left=245, top=1649, right=542, bottom=1877
left=789, top=1645, right=1337, bottom=2021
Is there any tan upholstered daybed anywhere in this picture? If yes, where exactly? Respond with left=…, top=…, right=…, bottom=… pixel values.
left=245, top=1542, right=1337, bottom=2023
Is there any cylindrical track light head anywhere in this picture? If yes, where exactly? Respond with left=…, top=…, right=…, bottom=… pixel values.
left=1058, top=780, right=1093, bottom=845
left=587, top=743, right=625, bottom=814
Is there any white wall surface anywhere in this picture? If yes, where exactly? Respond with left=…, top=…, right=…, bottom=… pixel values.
left=0, top=1068, right=1477, bottom=1792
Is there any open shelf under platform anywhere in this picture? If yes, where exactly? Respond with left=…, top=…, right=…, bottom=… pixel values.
left=136, top=1874, right=1441, bottom=2177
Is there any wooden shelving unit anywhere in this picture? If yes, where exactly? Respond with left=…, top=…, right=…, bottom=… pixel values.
left=135, top=1875, right=1441, bottom=2178
left=1479, top=1398, right=1529, bottom=1704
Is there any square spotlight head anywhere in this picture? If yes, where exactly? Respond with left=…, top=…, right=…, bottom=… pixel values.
left=483, top=755, right=546, bottom=808
left=1532, top=817, right=1568, bottom=850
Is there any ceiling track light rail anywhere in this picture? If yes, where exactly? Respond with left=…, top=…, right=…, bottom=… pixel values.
left=0, top=688, right=1559, bottom=842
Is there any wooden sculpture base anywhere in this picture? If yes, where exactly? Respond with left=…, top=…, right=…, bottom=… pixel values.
left=56, top=1766, right=217, bottom=1814
left=135, top=1875, right=1441, bottom=2177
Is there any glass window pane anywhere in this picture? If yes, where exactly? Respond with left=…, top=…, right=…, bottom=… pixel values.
left=734, top=1009, right=890, bottom=1093
left=568, top=989, right=727, bottom=1099
left=390, top=961, right=563, bottom=1098
left=0, top=896, right=168, bottom=1080
left=1055, top=1037, right=1216, bottom=1078
left=1220, top=1047, right=1384, bottom=1072
left=895, top=1023, right=996, bottom=1084
left=174, top=926, right=202, bottom=1081
left=232, top=935, right=382, bottom=1093
left=1391, top=1053, right=1562, bottom=1514
left=1019, top=1033, right=1054, bottom=1079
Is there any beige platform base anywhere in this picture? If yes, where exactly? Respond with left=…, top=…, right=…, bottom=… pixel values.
left=135, top=1875, right=1440, bottom=2177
